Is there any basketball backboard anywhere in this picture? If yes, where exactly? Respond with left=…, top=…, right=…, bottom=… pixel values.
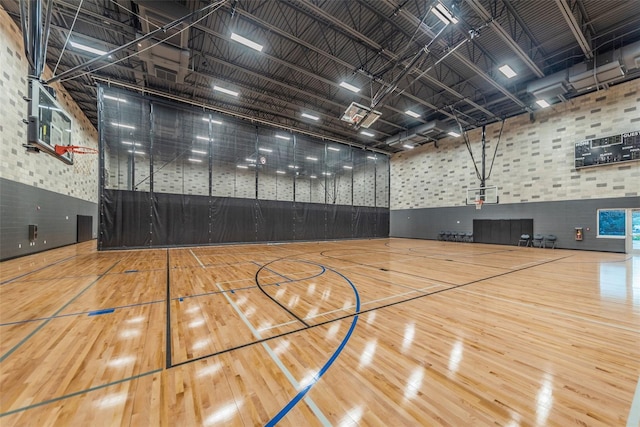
left=466, top=186, right=499, bottom=205
left=340, top=102, right=381, bottom=128
left=26, top=79, right=73, bottom=164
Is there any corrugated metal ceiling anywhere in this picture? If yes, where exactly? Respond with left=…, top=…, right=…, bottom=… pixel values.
left=2, top=0, right=639, bottom=153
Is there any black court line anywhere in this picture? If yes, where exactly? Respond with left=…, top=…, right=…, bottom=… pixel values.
left=319, top=250, right=460, bottom=286
left=0, top=255, right=79, bottom=285
left=173, top=252, right=573, bottom=369
left=0, top=260, right=120, bottom=364
left=165, top=249, right=172, bottom=369
left=254, top=260, right=312, bottom=328
left=0, top=368, right=162, bottom=418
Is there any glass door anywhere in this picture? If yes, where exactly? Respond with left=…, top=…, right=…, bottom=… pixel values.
left=627, top=209, right=640, bottom=255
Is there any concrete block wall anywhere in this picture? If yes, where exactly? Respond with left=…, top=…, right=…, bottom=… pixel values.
left=0, top=9, right=99, bottom=203
left=105, top=149, right=386, bottom=206
left=391, top=78, right=640, bottom=209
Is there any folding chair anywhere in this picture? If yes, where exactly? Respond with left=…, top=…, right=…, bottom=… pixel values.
left=518, top=234, right=531, bottom=246
left=543, top=235, right=557, bottom=249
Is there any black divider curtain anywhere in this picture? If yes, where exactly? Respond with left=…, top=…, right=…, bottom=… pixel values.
left=99, top=86, right=390, bottom=249
left=100, top=190, right=388, bottom=249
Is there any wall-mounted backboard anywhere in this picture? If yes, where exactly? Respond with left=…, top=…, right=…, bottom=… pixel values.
left=26, top=79, right=73, bottom=164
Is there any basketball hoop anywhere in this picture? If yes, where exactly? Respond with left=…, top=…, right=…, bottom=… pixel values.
left=475, top=199, right=483, bottom=210
left=55, top=145, right=98, bottom=176
left=54, top=145, right=98, bottom=155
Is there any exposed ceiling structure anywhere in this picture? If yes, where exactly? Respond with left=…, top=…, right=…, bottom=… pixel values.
left=4, top=0, right=640, bottom=154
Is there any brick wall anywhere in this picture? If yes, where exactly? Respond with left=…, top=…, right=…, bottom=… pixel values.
left=391, top=79, right=639, bottom=209
left=0, top=8, right=98, bottom=203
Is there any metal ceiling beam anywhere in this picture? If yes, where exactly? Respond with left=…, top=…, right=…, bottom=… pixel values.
left=384, top=0, right=528, bottom=112
left=91, top=76, right=390, bottom=154
left=227, top=4, right=467, bottom=124
left=51, top=7, right=398, bottom=133
left=289, top=0, right=487, bottom=121
left=46, top=0, right=226, bottom=84
left=554, top=0, right=593, bottom=59
left=465, top=0, right=544, bottom=78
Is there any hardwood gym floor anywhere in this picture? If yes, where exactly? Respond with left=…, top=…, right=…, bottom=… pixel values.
left=0, top=239, right=638, bottom=426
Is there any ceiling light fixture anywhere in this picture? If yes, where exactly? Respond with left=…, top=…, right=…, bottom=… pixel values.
left=327, top=147, right=340, bottom=152
left=188, top=158, right=202, bottom=162
left=112, top=122, right=135, bottom=130
left=127, top=150, right=145, bottom=154
left=121, top=141, right=142, bottom=146
left=275, top=134, right=290, bottom=140
left=499, top=64, right=517, bottom=78
left=343, top=165, right=353, bottom=170
left=245, top=158, right=257, bottom=162
left=213, top=86, right=239, bottom=97
left=405, top=110, right=420, bottom=118
left=276, top=170, right=286, bottom=174
left=360, top=131, right=375, bottom=137
left=258, top=147, right=273, bottom=153
left=339, top=82, right=360, bottom=93
left=403, top=144, right=414, bottom=150
left=301, top=113, right=320, bottom=121
left=448, top=131, right=461, bottom=137
left=196, top=136, right=212, bottom=141
left=310, top=175, right=317, bottom=179
left=191, top=149, right=207, bottom=154
left=230, top=33, right=264, bottom=52
left=202, top=117, right=223, bottom=125
left=536, top=99, right=550, bottom=108
left=306, top=156, right=318, bottom=161
left=367, top=156, right=376, bottom=160
left=70, top=41, right=108, bottom=56
left=104, top=95, right=127, bottom=102
left=433, top=3, right=458, bottom=24
left=237, top=165, right=248, bottom=169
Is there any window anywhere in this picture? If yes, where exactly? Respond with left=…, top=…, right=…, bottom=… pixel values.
left=597, top=209, right=626, bottom=238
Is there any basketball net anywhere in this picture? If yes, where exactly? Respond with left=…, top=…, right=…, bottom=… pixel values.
left=73, top=153, right=97, bottom=176
left=475, top=199, right=483, bottom=210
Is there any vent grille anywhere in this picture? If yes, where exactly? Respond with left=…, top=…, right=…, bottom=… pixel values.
left=155, top=66, right=177, bottom=83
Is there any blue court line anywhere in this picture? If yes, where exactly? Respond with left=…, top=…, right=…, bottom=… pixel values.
left=266, top=264, right=360, bottom=426
left=0, top=368, right=162, bottom=418
left=88, top=308, right=115, bottom=316
left=0, top=261, right=120, bottom=364
left=0, top=299, right=164, bottom=327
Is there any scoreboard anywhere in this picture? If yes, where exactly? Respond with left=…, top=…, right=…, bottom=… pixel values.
left=574, top=130, right=640, bottom=169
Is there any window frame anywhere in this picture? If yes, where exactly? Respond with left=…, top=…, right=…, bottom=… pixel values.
left=596, top=208, right=626, bottom=239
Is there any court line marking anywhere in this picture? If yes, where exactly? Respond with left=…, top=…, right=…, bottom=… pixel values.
left=0, top=368, right=162, bottom=418
left=0, top=299, right=165, bottom=327
left=301, top=284, right=440, bottom=320
left=253, top=261, right=317, bottom=328
left=170, top=253, right=573, bottom=369
left=266, top=263, right=360, bottom=426
left=166, top=249, right=172, bottom=369
left=628, top=376, right=640, bottom=427
left=459, top=288, right=640, bottom=333
left=0, top=255, right=78, bottom=285
left=0, top=261, right=120, bottom=364
left=190, top=249, right=205, bottom=268
left=334, top=267, right=445, bottom=292
left=216, top=283, right=331, bottom=427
